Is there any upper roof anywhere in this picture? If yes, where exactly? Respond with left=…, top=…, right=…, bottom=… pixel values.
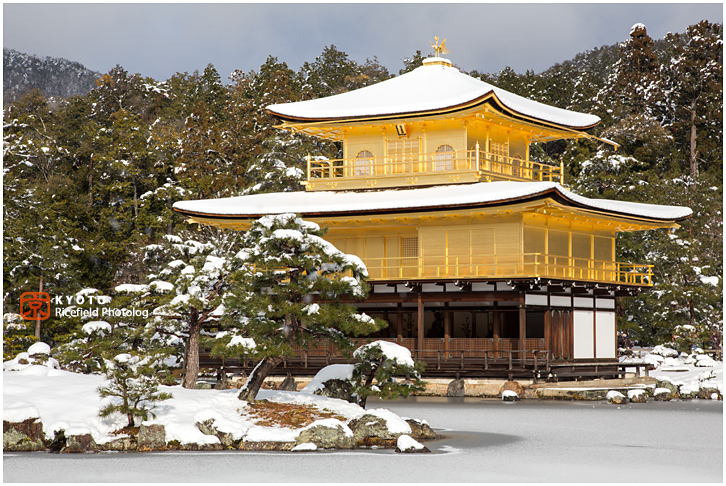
left=267, top=59, right=601, bottom=130
left=173, top=181, right=692, bottom=223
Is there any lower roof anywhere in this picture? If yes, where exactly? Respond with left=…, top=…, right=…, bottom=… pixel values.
left=172, top=182, right=692, bottom=224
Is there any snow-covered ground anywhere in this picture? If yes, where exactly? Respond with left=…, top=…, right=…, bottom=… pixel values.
left=3, top=361, right=411, bottom=446
left=621, top=346, right=723, bottom=396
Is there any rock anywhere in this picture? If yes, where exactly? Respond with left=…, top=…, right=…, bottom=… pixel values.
left=627, top=389, right=648, bottom=403
left=348, top=413, right=406, bottom=447
left=653, top=388, right=673, bottom=401
left=178, top=442, right=223, bottom=451
left=446, top=378, right=465, bottom=397
left=279, top=373, right=298, bottom=392
left=502, top=390, right=519, bottom=401
left=291, top=442, right=318, bottom=452
left=47, top=429, right=67, bottom=452
left=522, top=388, right=538, bottom=400
left=697, top=387, right=721, bottom=400
left=194, top=382, right=212, bottom=390
left=196, top=419, right=240, bottom=449
left=3, top=418, right=46, bottom=451
left=405, top=419, right=437, bottom=440
left=655, top=379, right=680, bottom=398
left=62, top=433, right=99, bottom=453
left=101, top=436, right=137, bottom=451
left=313, top=379, right=354, bottom=403
left=137, top=424, right=166, bottom=451
left=499, top=381, right=524, bottom=398
left=239, top=440, right=297, bottom=451
left=395, top=434, right=431, bottom=453
left=295, top=419, right=354, bottom=449
left=606, top=391, right=626, bottom=404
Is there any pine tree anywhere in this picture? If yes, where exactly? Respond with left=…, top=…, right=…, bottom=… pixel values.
left=98, top=353, right=172, bottom=428
left=351, top=341, right=425, bottom=408
left=659, top=21, right=723, bottom=176
left=216, top=214, right=385, bottom=401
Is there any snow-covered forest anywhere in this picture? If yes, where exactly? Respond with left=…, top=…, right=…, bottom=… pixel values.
left=3, top=21, right=723, bottom=372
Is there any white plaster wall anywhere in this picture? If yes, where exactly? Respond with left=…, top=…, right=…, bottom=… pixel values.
left=573, top=310, right=594, bottom=359
left=595, top=311, right=616, bottom=359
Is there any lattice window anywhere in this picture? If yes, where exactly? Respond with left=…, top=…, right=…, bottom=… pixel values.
left=401, top=236, right=419, bottom=259
left=354, top=150, right=373, bottom=176
left=490, top=141, right=509, bottom=162
left=433, top=144, right=454, bottom=171
left=387, top=139, right=420, bottom=172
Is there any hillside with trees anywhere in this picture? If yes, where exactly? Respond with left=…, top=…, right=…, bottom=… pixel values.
left=3, top=48, right=102, bottom=103
left=3, top=22, right=722, bottom=376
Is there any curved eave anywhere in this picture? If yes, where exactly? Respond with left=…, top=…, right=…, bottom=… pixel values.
left=173, top=185, right=690, bottom=229
left=268, top=90, right=600, bottom=133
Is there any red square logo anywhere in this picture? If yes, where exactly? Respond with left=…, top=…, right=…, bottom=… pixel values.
left=20, top=292, right=51, bottom=321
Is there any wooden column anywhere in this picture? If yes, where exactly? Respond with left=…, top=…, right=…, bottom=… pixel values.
left=471, top=311, right=477, bottom=338
left=417, top=294, right=424, bottom=354
left=444, top=303, right=451, bottom=357
left=396, top=303, right=403, bottom=343
left=544, top=310, right=552, bottom=358
left=492, top=310, right=500, bottom=358
left=519, top=293, right=527, bottom=353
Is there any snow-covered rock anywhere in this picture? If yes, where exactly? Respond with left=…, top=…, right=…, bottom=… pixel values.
left=502, top=390, right=520, bottom=402
left=606, top=390, right=626, bottom=404
left=628, top=389, right=648, bottom=403
left=395, top=434, right=430, bottom=453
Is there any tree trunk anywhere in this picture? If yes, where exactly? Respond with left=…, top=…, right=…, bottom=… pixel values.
left=35, top=275, right=44, bottom=340
left=181, top=318, right=202, bottom=389
left=237, top=357, right=282, bottom=401
left=690, top=104, right=698, bottom=176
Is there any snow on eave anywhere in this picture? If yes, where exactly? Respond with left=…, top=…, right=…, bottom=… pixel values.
left=267, top=63, right=600, bottom=130
left=172, top=182, right=692, bottom=224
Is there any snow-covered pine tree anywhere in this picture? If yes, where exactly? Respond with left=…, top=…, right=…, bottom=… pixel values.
left=97, top=353, right=173, bottom=428
left=140, top=231, right=238, bottom=388
left=216, top=214, right=386, bottom=401
left=351, top=341, right=425, bottom=408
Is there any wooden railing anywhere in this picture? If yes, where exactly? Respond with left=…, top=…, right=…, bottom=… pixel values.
left=362, top=252, right=653, bottom=286
left=307, top=148, right=563, bottom=184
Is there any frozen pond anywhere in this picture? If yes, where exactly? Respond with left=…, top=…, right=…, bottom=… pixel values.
left=4, top=397, right=722, bottom=483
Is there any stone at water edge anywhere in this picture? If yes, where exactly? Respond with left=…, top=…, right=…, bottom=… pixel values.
left=405, top=418, right=437, bottom=440
left=655, top=379, right=680, bottom=398
left=606, top=391, right=626, bottom=404
left=101, top=436, right=137, bottom=451
left=627, top=389, right=648, bottom=403
left=348, top=412, right=411, bottom=447
left=295, top=419, right=354, bottom=449
left=137, top=424, right=166, bottom=451
left=697, top=387, right=721, bottom=400
left=502, top=390, right=520, bottom=401
left=61, top=433, right=99, bottom=453
left=446, top=378, right=465, bottom=397
left=196, top=419, right=241, bottom=449
left=395, top=434, right=431, bottom=453
left=653, top=388, right=673, bottom=401
left=238, top=440, right=297, bottom=451
left=3, top=418, right=46, bottom=451
left=499, top=381, right=524, bottom=398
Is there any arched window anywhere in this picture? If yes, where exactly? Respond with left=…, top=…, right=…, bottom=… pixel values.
left=354, top=150, right=373, bottom=176
left=433, top=144, right=454, bottom=171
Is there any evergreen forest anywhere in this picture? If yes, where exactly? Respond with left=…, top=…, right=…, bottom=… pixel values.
left=4, top=21, right=723, bottom=363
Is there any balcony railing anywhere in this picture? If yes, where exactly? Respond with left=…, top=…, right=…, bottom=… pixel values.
left=360, top=252, right=653, bottom=286
left=307, top=147, right=564, bottom=184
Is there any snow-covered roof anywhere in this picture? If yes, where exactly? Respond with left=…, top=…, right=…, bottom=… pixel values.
left=173, top=182, right=692, bottom=223
left=268, top=61, right=600, bottom=129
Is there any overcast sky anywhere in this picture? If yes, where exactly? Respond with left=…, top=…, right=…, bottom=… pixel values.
left=4, top=3, right=723, bottom=83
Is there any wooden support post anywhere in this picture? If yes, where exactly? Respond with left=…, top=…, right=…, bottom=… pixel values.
left=417, top=294, right=424, bottom=354
left=396, top=303, right=403, bottom=343
left=444, top=303, right=451, bottom=358
left=493, top=311, right=500, bottom=359
left=519, top=293, right=527, bottom=356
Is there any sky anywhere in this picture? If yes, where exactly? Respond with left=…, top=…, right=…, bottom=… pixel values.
left=3, top=3, right=723, bottom=83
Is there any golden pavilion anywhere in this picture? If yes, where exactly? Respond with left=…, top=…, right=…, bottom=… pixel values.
left=174, top=48, right=691, bottom=380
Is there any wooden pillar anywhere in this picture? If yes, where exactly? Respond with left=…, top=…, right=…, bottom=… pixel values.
left=444, top=303, right=451, bottom=357
left=417, top=294, right=424, bottom=353
left=472, top=311, right=477, bottom=338
left=492, top=310, right=500, bottom=358
left=519, top=293, right=527, bottom=352
left=544, top=310, right=552, bottom=358
left=396, top=303, right=403, bottom=344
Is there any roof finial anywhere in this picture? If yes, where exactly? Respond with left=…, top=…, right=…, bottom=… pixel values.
left=431, top=36, right=450, bottom=58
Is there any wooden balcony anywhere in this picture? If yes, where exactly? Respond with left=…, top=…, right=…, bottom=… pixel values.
left=361, top=252, right=653, bottom=286
left=304, top=148, right=564, bottom=190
